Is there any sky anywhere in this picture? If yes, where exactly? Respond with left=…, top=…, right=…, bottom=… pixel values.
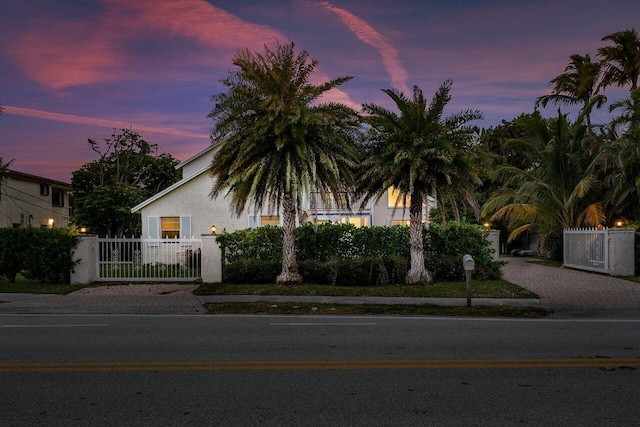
left=1, top=0, right=638, bottom=183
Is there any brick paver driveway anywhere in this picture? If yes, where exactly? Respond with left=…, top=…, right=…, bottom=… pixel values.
left=502, top=256, right=640, bottom=319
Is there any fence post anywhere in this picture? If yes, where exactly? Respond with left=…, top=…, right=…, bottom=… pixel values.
left=70, top=236, right=97, bottom=285
left=487, top=229, right=500, bottom=261
left=608, top=228, right=635, bottom=277
left=201, top=235, right=222, bottom=283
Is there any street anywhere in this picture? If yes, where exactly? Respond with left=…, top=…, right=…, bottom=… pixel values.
left=1, top=314, right=639, bottom=426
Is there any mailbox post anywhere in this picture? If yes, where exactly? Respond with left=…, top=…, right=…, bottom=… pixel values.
left=462, top=254, right=475, bottom=307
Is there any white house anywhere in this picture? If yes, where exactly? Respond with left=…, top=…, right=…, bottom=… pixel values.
left=131, top=144, right=435, bottom=237
left=0, top=169, right=71, bottom=228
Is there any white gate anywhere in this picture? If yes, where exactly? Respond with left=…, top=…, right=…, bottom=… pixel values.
left=563, top=228, right=608, bottom=273
left=96, top=237, right=202, bottom=281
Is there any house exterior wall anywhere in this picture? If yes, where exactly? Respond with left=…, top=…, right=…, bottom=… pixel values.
left=0, top=171, right=71, bottom=228
left=138, top=172, right=247, bottom=238
left=134, top=144, right=438, bottom=235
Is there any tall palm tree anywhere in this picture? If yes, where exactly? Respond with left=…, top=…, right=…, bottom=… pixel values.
left=209, top=41, right=361, bottom=285
left=357, top=81, right=482, bottom=284
left=535, top=53, right=606, bottom=138
left=598, top=28, right=640, bottom=95
left=482, top=112, right=604, bottom=259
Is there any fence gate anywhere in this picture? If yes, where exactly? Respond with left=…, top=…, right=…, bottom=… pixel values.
left=563, top=228, right=608, bottom=273
left=96, top=237, right=202, bottom=282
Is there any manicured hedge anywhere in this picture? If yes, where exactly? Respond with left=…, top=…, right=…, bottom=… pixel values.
left=0, top=227, right=81, bottom=284
left=219, top=221, right=502, bottom=284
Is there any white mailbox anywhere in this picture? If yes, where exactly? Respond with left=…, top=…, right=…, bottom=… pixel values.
left=462, top=254, right=475, bottom=271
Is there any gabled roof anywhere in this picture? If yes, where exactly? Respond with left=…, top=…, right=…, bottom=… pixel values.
left=131, top=143, right=222, bottom=213
left=130, top=164, right=211, bottom=213
left=174, top=144, right=216, bottom=170
left=1, top=169, right=70, bottom=187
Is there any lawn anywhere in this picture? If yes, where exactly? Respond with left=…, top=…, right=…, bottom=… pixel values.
left=194, top=279, right=538, bottom=299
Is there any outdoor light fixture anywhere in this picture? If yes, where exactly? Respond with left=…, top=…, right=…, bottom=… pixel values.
left=79, top=227, right=87, bottom=234
left=483, top=222, right=491, bottom=229
left=210, top=225, right=217, bottom=235
left=47, top=218, right=54, bottom=227
left=614, top=220, right=624, bottom=228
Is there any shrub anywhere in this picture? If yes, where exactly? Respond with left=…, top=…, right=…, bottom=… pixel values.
left=218, top=220, right=502, bottom=283
left=223, top=259, right=282, bottom=284
left=0, top=227, right=81, bottom=284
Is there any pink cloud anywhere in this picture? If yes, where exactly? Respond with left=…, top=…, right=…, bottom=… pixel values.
left=4, top=0, right=286, bottom=90
left=3, top=105, right=209, bottom=140
left=315, top=1, right=410, bottom=95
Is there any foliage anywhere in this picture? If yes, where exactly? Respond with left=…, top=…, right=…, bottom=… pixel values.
left=209, top=41, right=361, bottom=285
left=0, top=227, right=81, bottom=284
left=70, top=129, right=180, bottom=237
left=356, top=81, right=483, bottom=283
left=482, top=112, right=604, bottom=259
left=219, top=221, right=501, bottom=284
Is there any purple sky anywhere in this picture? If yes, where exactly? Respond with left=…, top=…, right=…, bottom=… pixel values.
left=1, top=0, right=638, bottom=183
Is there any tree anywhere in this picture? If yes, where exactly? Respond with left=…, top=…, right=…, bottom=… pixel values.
left=535, top=53, right=606, bottom=139
left=71, top=129, right=180, bottom=237
left=598, top=28, right=640, bottom=96
left=0, top=156, right=13, bottom=172
left=208, top=41, right=361, bottom=285
left=482, top=112, right=604, bottom=259
left=357, top=81, right=483, bottom=284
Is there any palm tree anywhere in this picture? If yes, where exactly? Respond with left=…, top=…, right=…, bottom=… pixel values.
left=482, top=112, right=604, bottom=259
left=598, top=28, right=640, bottom=95
left=535, top=53, right=606, bottom=138
left=209, top=41, right=361, bottom=285
left=357, top=81, right=482, bottom=284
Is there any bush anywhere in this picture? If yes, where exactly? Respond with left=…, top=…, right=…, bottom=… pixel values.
left=223, top=259, right=282, bottom=284
left=219, top=220, right=502, bottom=284
left=0, top=227, right=81, bottom=284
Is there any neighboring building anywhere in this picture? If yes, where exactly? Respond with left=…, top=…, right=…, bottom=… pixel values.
left=131, top=144, right=436, bottom=238
left=0, top=169, right=71, bottom=228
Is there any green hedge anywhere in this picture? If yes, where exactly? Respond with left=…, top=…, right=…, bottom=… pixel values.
left=219, top=221, right=502, bottom=284
left=0, top=227, right=81, bottom=284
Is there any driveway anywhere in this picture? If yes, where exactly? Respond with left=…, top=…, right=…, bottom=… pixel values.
left=501, top=256, right=640, bottom=319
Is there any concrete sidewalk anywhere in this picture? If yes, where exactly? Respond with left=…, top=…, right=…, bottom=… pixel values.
left=1, top=257, right=639, bottom=318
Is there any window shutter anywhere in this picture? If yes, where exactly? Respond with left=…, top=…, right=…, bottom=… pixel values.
left=148, top=216, right=159, bottom=238
left=180, top=216, right=192, bottom=238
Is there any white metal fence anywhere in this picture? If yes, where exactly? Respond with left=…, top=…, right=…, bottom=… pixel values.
left=563, top=228, right=608, bottom=273
left=96, top=237, right=202, bottom=281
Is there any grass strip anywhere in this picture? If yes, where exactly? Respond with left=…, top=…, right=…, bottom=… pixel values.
left=204, top=302, right=549, bottom=318
left=195, top=279, right=538, bottom=299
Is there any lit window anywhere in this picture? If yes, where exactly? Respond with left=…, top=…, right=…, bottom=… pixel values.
left=161, top=217, right=180, bottom=238
left=261, top=215, right=280, bottom=226
left=392, top=219, right=411, bottom=226
left=388, top=187, right=409, bottom=208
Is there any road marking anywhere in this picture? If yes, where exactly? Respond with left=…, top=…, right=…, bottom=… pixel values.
left=1, top=358, right=638, bottom=373
left=270, top=322, right=377, bottom=326
left=0, top=324, right=108, bottom=328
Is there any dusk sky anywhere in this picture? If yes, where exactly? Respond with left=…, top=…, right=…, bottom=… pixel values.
left=1, top=0, right=638, bottom=183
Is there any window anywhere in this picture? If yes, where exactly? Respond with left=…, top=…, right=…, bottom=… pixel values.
left=161, top=217, right=180, bottom=238
left=388, top=187, right=409, bottom=208
left=260, top=215, right=280, bottom=226
left=392, top=219, right=411, bottom=226
left=40, top=184, right=49, bottom=196
left=52, top=189, right=64, bottom=207
left=148, top=216, right=192, bottom=239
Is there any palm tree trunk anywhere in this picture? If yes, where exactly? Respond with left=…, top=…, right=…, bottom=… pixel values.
left=276, top=193, right=303, bottom=285
left=406, top=192, right=432, bottom=284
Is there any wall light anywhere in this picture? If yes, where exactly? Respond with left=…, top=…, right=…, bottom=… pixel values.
left=47, top=218, right=54, bottom=228
left=210, top=224, right=217, bottom=235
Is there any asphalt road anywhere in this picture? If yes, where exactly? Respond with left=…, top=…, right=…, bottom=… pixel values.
left=1, top=314, right=639, bottom=426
